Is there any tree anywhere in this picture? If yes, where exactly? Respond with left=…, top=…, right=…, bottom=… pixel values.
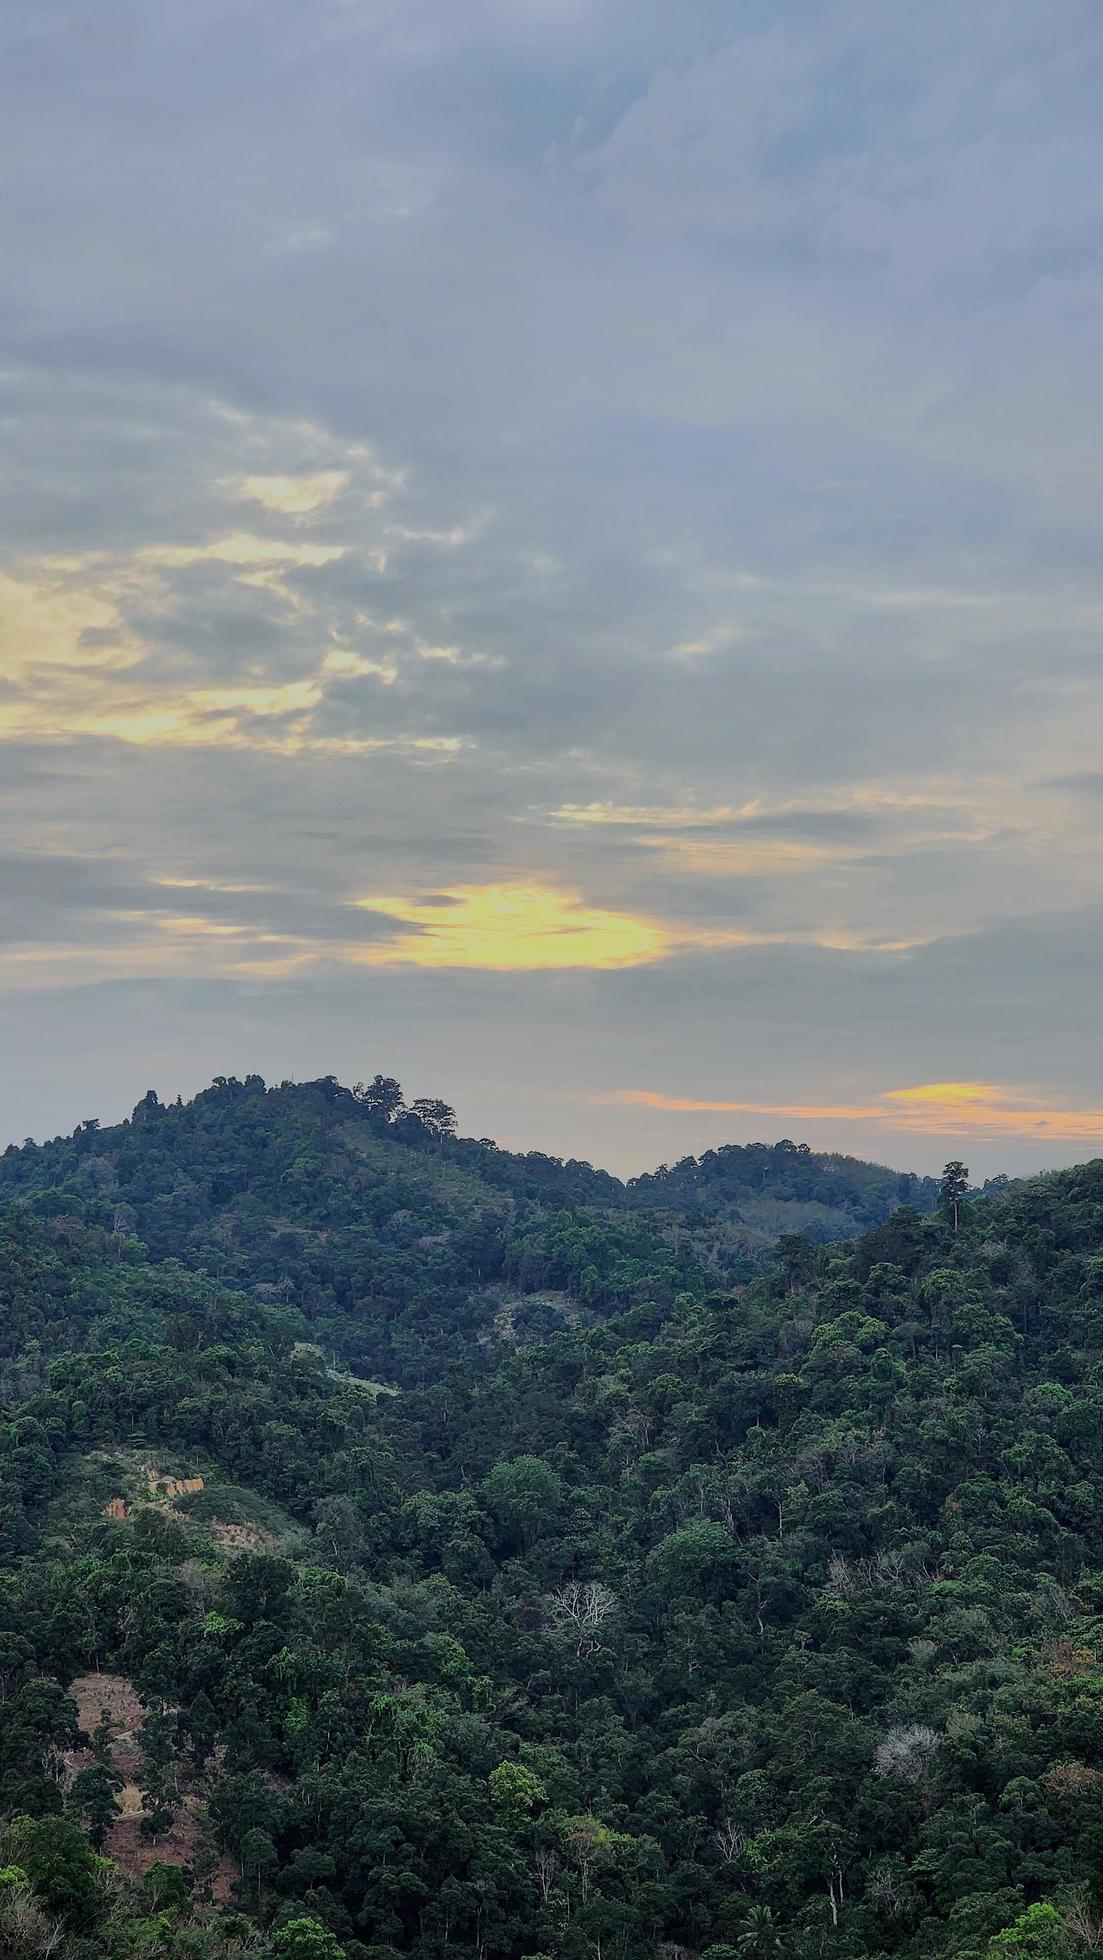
left=488, top=1761, right=547, bottom=1823
left=69, top=1710, right=122, bottom=1848
left=0, top=1871, right=67, bottom=1960
left=239, top=1827, right=278, bottom=1907
left=143, top=1859, right=191, bottom=1911
left=547, top=1580, right=619, bottom=1658
left=940, top=1160, right=969, bottom=1231
left=272, top=1917, right=348, bottom=1960
left=774, top=1234, right=817, bottom=1294
left=410, top=1098, right=457, bottom=1139
left=736, top=1906, right=785, bottom=1959
left=186, top=1689, right=220, bottom=1770
left=560, top=1816, right=631, bottom=1905
left=985, top=1902, right=1069, bottom=1960
left=1, top=1817, right=101, bottom=1929
left=138, top=1706, right=179, bottom=1841
left=482, top=1456, right=563, bottom=1550
left=357, top=1075, right=405, bottom=1123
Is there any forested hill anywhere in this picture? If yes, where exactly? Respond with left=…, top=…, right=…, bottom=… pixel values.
left=0, top=1075, right=938, bottom=1387
left=6, top=1141, right=1103, bottom=1960
left=625, top=1139, right=938, bottom=1245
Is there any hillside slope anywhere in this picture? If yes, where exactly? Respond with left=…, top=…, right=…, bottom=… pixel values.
left=4, top=1133, right=1103, bottom=1959
left=0, top=1075, right=938, bottom=1385
left=627, top=1137, right=939, bottom=1253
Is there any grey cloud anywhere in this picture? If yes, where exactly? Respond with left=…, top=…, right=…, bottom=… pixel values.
left=2, top=903, right=1101, bottom=1181
left=1041, top=772, right=1103, bottom=797
left=0, top=848, right=412, bottom=951
left=2, top=0, right=1102, bottom=1168
left=704, top=810, right=878, bottom=840
left=0, top=851, right=160, bottom=945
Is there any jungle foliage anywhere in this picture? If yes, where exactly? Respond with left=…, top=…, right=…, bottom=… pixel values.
left=2, top=1078, right=1101, bottom=1960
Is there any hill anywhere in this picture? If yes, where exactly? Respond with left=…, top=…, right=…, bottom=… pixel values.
left=626, top=1138, right=938, bottom=1254
left=7, top=1086, right=1103, bottom=1960
left=0, top=1075, right=938, bottom=1386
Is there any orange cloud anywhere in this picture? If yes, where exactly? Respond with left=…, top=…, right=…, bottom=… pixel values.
left=604, top=1083, right=1103, bottom=1141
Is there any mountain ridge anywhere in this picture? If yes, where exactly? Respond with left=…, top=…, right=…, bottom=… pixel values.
left=5, top=1081, right=1103, bottom=1960
left=0, top=1073, right=941, bottom=1387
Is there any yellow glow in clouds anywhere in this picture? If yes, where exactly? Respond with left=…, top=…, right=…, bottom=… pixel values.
left=607, top=1083, right=1103, bottom=1141
left=355, top=883, right=667, bottom=971
left=884, top=1081, right=996, bottom=1107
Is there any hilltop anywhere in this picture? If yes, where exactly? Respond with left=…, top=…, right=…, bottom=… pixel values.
left=8, top=1082, right=1103, bottom=1960
left=0, top=1074, right=938, bottom=1386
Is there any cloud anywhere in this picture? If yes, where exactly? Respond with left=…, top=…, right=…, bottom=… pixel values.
left=0, top=511, right=472, bottom=751
left=557, top=800, right=839, bottom=833
left=416, top=643, right=500, bottom=668
left=606, top=1082, right=1103, bottom=1143
left=351, top=882, right=669, bottom=970
left=632, top=832, right=853, bottom=879
left=1042, top=772, right=1103, bottom=797
left=0, top=660, right=461, bottom=755
left=140, top=533, right=346, bottom=571
left=230, top=471, right=351, bottom=515
left=345, top=880, right=944, bottom=971
left=2, top=0, right=1103, bottom=1170
left=321, top=648, right=398, bottom=683
left=0, top=565, right=148, bottom=677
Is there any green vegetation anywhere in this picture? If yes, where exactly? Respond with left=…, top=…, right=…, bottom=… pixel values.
left=0, top=1075, right=938, bottom=1387
left=4, top=1077, right=1103, bottom=1960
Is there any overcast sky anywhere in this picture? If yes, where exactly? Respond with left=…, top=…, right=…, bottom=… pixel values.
left=3, top=0, right=1103, bottom=1177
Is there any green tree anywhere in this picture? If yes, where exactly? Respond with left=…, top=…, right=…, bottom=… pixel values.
left=2, top=1815, right=101, bottom=1928
left=986, top=1902, right=1069, bottom=1960
left=273, top=1918, right=348, bottom=1960
left=69, top=1710, right=123, bottom=1848
left=482, top=1456, right=563, bottom=1549
left=940, top=1159, right=970, bottom=1231
left=138, top=1705, right=179, bottom=1841
left=240, top=1827, right=278, bottom=1907
left=488, top=1761, right=547, bottom=1823
left=736, top=1906, right=785, bottom=1959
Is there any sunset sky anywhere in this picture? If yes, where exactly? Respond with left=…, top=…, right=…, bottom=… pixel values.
left=3, top=0, right=1103, bottom=1176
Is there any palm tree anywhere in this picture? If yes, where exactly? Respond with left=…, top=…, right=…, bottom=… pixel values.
left=736, top=1905, right=786, bottom=1960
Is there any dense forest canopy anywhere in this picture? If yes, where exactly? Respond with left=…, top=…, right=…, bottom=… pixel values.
left=0, top=1076, right=938, bottom=1386
left=3, top=1078, right=1103, bottom=1960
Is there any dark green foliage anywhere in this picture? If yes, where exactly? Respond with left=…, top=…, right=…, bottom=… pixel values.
left=0, top=1814, right=102, bottom=1926
left=940, top=1159, right=971, bottom=1232
left=0, top=1077, right=938, bottom=1388
left=3, top=1079, right=1103, bottom=1960
left=70, top=1712, right=124, bottom=1847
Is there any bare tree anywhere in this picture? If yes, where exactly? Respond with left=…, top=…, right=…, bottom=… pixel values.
left=0, top=1886, right=67, bottom=1958
left=1065, top=1902, right=1103, bottom=1950
left=874, top=1723, right=941, bottom=1784
left=548, top=1580, right=619, bottom=1658
left=534, top=1844, right=560, bottom=1903
left=714, top=1818, right=746, bottom=1863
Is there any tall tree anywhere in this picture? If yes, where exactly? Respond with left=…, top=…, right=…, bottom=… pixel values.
left=939, top=1159, right=969, bottom=1231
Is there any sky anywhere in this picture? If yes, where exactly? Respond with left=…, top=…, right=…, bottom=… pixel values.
left=3, top=0, right=1103, bottom=1179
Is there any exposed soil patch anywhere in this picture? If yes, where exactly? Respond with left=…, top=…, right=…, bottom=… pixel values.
left=69, top=1670, right=145, bottom=1742
left=66, top=1670, right=236, bottom=1900
left=105, top=1793, right=238, bottom=1902
left=98, top=1456, right=205, bottom=1522
left=92, top=1451, right=296, bottom=1559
